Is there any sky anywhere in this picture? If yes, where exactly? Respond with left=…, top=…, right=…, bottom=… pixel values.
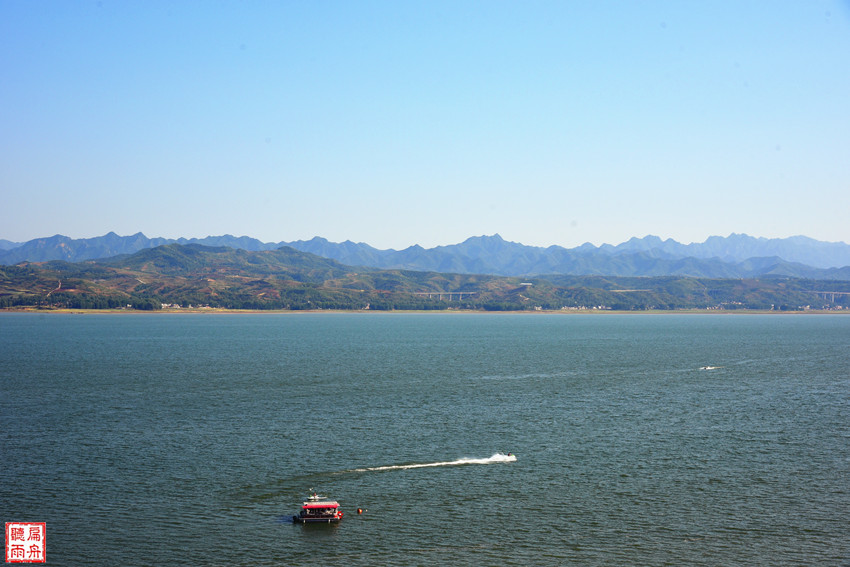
left=2, top=1, right=849, bottom=250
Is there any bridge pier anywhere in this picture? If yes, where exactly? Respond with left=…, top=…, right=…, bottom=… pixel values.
left=414, top=292, right=477, bottom=302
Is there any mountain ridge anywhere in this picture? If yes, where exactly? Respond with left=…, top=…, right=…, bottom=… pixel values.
left=1, top=232, right=849, bottom=280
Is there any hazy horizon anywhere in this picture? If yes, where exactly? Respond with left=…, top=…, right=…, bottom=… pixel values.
left=2, top=230, right=848, bottom=252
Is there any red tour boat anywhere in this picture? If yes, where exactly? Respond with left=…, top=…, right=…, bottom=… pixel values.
left=293, top=492, right=343, bottom=524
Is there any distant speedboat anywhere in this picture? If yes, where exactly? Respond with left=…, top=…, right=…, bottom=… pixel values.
left=699, top=366, right=719, bottom=370
left=293, top=492, right=343, bottom=524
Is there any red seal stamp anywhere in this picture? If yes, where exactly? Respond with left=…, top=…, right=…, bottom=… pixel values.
left=5, top=523, right=46, bottom=563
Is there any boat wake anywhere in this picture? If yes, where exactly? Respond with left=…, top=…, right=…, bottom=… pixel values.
left=348, top=453, right=516, bottom=473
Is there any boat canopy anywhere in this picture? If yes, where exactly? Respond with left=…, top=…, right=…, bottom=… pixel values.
left=303, top=501, right=340, bottom=509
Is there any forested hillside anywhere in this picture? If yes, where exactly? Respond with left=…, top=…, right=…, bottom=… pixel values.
left=2, top=244, right=849, bottom=312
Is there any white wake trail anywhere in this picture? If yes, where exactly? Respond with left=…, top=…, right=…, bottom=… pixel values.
left=349, top=453, right=516, bottom=473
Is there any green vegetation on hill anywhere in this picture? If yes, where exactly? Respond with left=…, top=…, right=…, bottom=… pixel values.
left=2, top=244, right=849, bottom=312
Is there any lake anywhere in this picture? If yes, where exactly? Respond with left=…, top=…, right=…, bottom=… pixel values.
left=1, top=312, right=848, bottom=565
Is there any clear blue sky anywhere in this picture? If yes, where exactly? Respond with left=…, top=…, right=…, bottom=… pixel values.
left=2, top=1, right=849, bottom=249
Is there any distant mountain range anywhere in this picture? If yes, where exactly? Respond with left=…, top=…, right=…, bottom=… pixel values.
left=4, top=243, right=849, bottom=312
left=2, top=232, right=850, bottom=280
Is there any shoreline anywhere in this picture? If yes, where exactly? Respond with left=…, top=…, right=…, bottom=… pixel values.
left=1, top=307, right=846, bottom=315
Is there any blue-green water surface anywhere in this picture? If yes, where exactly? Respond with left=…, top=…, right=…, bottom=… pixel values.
left=1, top=313, right=848, bottom=565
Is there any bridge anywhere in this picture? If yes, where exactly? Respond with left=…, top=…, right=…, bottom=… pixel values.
left=413, top=292, right=478, bottom=301
left=812, top=291, right=850, bottom=302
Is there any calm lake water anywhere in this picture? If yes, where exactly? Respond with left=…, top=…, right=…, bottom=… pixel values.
left=1, top=312, right=848, bottom=565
